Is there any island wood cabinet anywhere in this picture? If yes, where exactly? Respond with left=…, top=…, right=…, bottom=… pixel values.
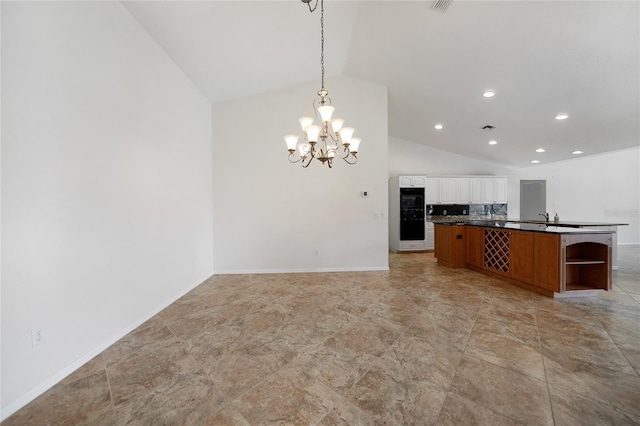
left=434, top=224, right=612, bottom=297
left=484, top=228, right=560, bottom=292
left=465, top=226, right=483, bottom=268
left=533, top=233, right=561, bottom=292
left=511, top=231, right=534, bottom=285
left=434, top=225, right=466, bottom=268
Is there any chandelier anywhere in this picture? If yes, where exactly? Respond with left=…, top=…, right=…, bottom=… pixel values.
left=284, top=0, right=360, bottom=168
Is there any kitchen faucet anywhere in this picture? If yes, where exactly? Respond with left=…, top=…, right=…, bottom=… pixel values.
left=539, top=212, right=549, bottom=221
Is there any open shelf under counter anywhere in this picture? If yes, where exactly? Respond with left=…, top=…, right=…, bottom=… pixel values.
left=565, top=258, right=606, bottom=265
left=559, top=234, right=612, bottom=296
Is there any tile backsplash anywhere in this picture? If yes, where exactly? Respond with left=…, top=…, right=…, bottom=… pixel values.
left=427, top=204, right=508, bottom=221
left=471, top=203, right=508, bottom=217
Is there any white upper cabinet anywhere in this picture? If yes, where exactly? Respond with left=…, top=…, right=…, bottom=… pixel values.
left=397, top=175, right=508, bottom=204
left=439, top=178, right=457, bottom=203
left=470, top=178, right=484, bottom=203
left=425, top=178, right=440, bottom=203
left=399, top=176, right=426, bottom=188
left=483, top=177, right=508, bottom=203
left=458, top=178, right=471, bottom=203
left=424, top=176, right=508, bottom=204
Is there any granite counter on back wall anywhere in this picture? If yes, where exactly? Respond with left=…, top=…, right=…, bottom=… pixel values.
left=426, top=204, right=508, bottom=222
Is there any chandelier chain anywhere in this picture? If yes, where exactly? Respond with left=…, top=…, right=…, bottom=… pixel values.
left=320, top=0, right=325, bottom=90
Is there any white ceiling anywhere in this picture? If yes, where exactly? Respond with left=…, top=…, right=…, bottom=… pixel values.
left=122, top=0, right=640, bottom=169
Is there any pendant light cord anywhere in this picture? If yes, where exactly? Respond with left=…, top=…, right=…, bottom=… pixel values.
left=320, top=0, right=325, bottom=90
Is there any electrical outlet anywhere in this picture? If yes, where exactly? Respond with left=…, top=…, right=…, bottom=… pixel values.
left=32, top=328, right=44, bottom=347
left=314, top=249, right=320, bottom=256
left=373, top=213, right=380, bottom=219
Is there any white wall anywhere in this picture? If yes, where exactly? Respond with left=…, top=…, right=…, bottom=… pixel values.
left=512, top=147, right=640, bottom=244
left=212, top=75, right=389, bottom=273
left=389, top=136, right=514, bottom=177
left=1, top=2, right=213, bottom=417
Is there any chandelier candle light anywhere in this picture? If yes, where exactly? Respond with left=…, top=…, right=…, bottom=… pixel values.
left=284, top=0, right=360, bottom=168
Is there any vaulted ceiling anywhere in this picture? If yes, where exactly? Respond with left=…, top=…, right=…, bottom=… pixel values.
left=122, top=1, right=639, bottom=169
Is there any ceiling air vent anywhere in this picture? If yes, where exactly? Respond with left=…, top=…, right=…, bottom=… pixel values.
left=431, top=0, right=453, bottom=13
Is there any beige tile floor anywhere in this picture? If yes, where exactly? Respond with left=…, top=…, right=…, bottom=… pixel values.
left=4, top=246, right=640, bottom=425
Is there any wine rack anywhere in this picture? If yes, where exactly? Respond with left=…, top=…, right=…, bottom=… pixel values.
left=484, top=229, right=510, bottom=273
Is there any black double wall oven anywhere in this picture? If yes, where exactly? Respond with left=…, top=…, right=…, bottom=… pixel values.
left=400, top=188, right=425, bottom=240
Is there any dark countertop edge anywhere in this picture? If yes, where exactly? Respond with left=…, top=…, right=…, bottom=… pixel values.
left=430, top=219, right=628, bottom=227
left=497, top=219, right=629, bottom=227
left=432, top=221, right=616, bottom=234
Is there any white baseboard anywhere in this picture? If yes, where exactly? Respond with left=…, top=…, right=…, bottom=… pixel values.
left=213, top=266, right=390, bottom=275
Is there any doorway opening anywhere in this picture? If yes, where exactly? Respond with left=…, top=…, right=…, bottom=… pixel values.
left=520, top=180, right=546, bottom=221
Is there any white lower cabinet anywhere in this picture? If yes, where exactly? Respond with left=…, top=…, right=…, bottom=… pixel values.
left=399, top=240, right=427, bottom=251
left=425, top=222, right=435, bottom=250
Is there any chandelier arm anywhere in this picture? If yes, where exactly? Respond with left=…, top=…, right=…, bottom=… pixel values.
left=342, top=155, right=357, bottom=165
left=305, top=0, right=319, bottom=13
left=302, top=155, right=314, bottom=168
left=288, top=152, right=305, bottom=164
left=327, top=132, right=340, bottom=143
left=330, top=145, right=347, bottom=158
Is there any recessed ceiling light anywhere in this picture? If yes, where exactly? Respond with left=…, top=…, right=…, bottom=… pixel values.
left=489, top=140, right=498, bottom=145
left=536, top=148, right=546, bottom=153
left=434, top=124, right=443, bottom=130
left=555, top=113, right=569, bottom=120
left=483, top=90, right=495, bottom=98
left=572, top=150, right=584, bottom=155
left=531, top=160, right=540, bottom=164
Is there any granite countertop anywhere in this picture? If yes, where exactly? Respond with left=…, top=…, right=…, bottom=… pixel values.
left=430, top=217, right=627, bottom=227
left=496, top=219, right=628, bottom=227
left=433, top=220, right=619, bottom=234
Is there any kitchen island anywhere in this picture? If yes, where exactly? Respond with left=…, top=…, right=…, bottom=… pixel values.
left=434, top=221, right=616, bottom=297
